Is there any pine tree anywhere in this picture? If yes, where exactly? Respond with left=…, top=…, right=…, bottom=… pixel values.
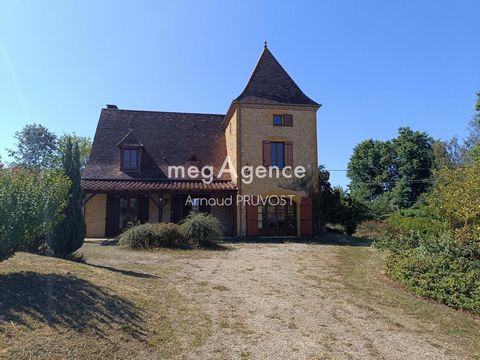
left=48, top=139, right=86, bottom=257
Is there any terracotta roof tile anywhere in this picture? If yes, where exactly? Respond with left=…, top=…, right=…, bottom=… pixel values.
left=81, top=179, right=237, bottom=192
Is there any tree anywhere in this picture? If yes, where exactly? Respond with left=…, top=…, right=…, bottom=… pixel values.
left=0, top=168, right=70, bottom=261
left=347, top=139, right=396, bottom=201
left=8, top=124, right=57, bottom=169
left=280, top=165, right=367, bottom=234
left=347, top=127, right=434, bottom=213
left=48, top=139, right=86, bottom=258
left=393, top=127, right=434, bottom=203
left=468, top=92, right=480, bottom=162
left=54, top=133, right=92, bottom=171
left=428, top=163, right=480, bottom=238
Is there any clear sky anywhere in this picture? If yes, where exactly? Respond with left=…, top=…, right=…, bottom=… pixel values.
left=0, top=0, right=478, bottom=186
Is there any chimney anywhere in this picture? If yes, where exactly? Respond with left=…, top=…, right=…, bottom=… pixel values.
left=106, top=104, right=118, bottom=109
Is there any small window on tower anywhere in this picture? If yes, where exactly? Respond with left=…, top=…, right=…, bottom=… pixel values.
left=273, top=115, right=283, bottom=126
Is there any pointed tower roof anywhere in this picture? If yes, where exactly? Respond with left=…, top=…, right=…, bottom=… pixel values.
left=235, top=44, right=319, bottom=106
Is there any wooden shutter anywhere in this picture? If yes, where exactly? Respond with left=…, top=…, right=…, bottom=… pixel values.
left=105, top=194, right=120, bottom=237
left=246, top=196, right=259, bottom=237
left=263, top=141, right=271, bottom=167
left=300, top=197, right=313, bottom=236
left=285, top=142, right=293, bottom=167
left=283, top=114, right=293, bottom=126
left=137, top=195, right=149, bottom=223
left=171, top=195, right=182, bottom=224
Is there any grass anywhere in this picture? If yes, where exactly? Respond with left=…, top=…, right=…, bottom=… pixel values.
left=0, top=245, right=214, bottom=359
left=330, top=233, right=480, bottom=357
left=1, top=236, right=480, bottom=359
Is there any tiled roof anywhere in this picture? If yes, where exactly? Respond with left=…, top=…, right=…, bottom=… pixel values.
left=81, top=179, right=237, bottom=192
left=83, top=109, right=229, bottom=181
left=235, top=46, right=319, bottom=106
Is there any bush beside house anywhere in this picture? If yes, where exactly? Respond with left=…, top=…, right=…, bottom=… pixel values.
left=119, top=212, right=224, bottom=250
left=0, top=168, right=70, bottom=261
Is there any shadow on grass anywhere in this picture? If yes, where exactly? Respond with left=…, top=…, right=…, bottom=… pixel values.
left=100, top=239, right=118, bottom=246
left=85, top=263, right=159, bottom=279
left=0, top=272, right=144, bottom=338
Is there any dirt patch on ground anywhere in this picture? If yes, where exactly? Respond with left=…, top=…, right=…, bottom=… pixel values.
left=1, top=239, right=479, bottom=359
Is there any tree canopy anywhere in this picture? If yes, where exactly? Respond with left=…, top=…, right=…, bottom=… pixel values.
left=8, top=124, right=57, bottom=169
left=347, top=127, right=434, bottom=212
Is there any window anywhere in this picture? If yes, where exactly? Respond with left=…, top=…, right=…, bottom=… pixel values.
left=271, top=142, right=285, bottom=168
left=272, top=114, right=293, bottom=127
left=122, top=148, right=139, bottom=171
left=273, top=115, right=283, bottom=126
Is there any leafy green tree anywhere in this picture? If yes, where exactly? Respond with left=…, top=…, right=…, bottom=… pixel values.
left=8, top=124, right=57, bottom=169
left=348, top=127, right=434, bottom=212
left=54, top=133, right=92, bottom=171
left=393, top=127, right=434, bottom=203
left=347, top=139, right=396, bottom=201
left=428, top=163, right=480, bottom=234
left=468, top=92, right=480, bottom=162
left=0, top=168, right=70, bottom=261
left=48, top=139, right=86, bottom=258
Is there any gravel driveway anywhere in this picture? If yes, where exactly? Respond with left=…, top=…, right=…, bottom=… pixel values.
left=164, top=242, right=479, bottom=360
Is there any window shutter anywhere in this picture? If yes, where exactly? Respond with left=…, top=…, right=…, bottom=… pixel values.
left=246, top=196, right=258, bottom=237
left=105, top=195, right=120, bottom=237
left=283, top=114, right=293, bottom=126
left=300, top=197, right=313, bottom=236
left=285, top=142, right=293, bottom=167
left=138, top=195, right=149, bottom=223
left=263, top=141, right=271, bottom=167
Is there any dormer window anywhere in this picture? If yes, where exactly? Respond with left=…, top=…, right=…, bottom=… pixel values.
left=116, top=128, right=143, bottom=172
left=121, top=148, right=140, bottom=171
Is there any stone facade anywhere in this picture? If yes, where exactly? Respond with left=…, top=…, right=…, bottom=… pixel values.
left=225, top=103, right=318, bottom=237
left=85, top=194, right=107, bottom=238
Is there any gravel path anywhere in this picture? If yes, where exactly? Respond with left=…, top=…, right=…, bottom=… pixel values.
left=167, top=242, right=476, bottom=360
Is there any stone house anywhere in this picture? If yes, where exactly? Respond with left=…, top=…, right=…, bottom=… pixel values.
left=82, top=44, right=320, bottom=238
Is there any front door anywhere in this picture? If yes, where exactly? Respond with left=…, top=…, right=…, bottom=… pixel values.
left=259, top=203, right=296, bottom=236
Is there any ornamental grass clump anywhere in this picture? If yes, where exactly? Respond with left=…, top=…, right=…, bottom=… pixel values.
left=118, top=223, right=187, bottom=249
left=180, top=212, right=224, bottom=248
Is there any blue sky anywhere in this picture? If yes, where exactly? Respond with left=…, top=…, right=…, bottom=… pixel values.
left=0, top=0, right=478, bottom=186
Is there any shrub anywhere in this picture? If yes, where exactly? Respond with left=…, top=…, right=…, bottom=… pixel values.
left=386, top=212, right=444, bottom=237
left=354, top=220, right=396, bottom=241
left=0, top=168, right=70, bottom=261
left=118, top=223, right=186, bottom=249
left=118, top=223, right=158, bottom=249
left=152, top=223, right=186, bottom=248
left=385, top=233, right=480, bottom=313
left=180, top=212, right=223, bottom=247
left=375, top=231, right=423, bottom=253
